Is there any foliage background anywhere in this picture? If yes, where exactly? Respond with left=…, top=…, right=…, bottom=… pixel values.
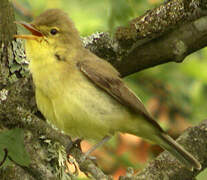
left=13, top=0, right=207, bottom=179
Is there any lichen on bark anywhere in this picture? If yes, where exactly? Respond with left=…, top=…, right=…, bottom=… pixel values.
left=115, top=0, right=207, bottom=49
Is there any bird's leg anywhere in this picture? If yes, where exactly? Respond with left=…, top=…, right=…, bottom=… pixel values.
left=83, top=135, right=111, bottom=159
left=66, top=136, right=111, bottom=163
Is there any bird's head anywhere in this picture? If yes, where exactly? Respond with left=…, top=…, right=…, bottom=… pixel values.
left=15, top=9, right=82, bottom=49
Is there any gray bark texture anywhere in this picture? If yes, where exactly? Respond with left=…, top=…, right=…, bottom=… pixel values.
left=0, top=0, right=207, bottom=179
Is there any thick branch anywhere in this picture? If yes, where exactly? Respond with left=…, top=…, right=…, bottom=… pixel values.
left=0, top=0, right=17, bottom=43
left=116, top=0, right=207, bottom=48
left=0, top=0, right=17, bottom=87
left=83, top=0, right=207, bottom=76
left=116, top=16, right=207, bottom=76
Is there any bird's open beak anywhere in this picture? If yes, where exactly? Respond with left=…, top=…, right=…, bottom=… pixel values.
left=14, top=21, right=43, bottom=40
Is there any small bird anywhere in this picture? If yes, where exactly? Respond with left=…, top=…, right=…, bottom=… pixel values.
left=15, top=9, right=201, bottom=170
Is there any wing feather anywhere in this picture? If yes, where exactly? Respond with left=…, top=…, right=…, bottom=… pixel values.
left=77, top=58, right=163, bottom=132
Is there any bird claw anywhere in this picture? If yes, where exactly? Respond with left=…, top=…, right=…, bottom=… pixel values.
left=80, top=154, right=97, bottom=163
left=66, top=138, right=82, bottom=155
left=64, top=138, right=83, bottom=177
left=65, top=155, right=79, bottom=176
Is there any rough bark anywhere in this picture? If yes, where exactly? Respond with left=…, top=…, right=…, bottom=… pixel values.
left=84, top=0, right=207, bottom=76
left=0, top=0, right=17, bottom=88
left=1, top=0, right=207, bottom=179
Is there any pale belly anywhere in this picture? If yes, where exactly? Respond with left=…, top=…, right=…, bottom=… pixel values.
left=35, top=72, right=133, bottom=140
left=34, top=66, right=158, bottom=142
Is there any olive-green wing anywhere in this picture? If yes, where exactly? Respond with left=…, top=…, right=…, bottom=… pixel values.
left=77, top=57, right=163, bottom=132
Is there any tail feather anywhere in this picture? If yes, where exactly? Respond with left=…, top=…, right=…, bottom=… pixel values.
left=159, top=133, right=201, bottom=171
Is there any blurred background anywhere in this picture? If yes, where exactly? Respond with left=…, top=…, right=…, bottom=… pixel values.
left=13, top=0, right=207, bottom=179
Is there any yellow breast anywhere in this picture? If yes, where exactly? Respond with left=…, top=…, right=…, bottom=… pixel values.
left=25, top=39, right=135, bottom=140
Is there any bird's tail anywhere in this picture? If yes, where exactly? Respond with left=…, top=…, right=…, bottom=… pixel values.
left=158, top=133, right=201, bottom=171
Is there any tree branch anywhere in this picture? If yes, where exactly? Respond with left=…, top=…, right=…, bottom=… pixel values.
left=83, top=0, right=207, bottom=76
left=133, top=120, right=207, bottom=180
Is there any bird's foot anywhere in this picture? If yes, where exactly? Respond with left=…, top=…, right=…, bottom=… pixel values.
left=66, top=138, right=82, bottom=155
left=81, top=154, right=97, bottom=164
left=65, top=138, right=82, bottom=176
left=66, top=138, right=95, bottom=162
left=65, top=155, right=79, bottom=176
left=65, top=136, right=111, bottom=175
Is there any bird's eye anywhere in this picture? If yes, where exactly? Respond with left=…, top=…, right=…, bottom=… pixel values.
left=50, top=28, right=58, bottom=35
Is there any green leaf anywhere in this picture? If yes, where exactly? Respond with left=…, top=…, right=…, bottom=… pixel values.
left=0, top=128, right=30, bottom=167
